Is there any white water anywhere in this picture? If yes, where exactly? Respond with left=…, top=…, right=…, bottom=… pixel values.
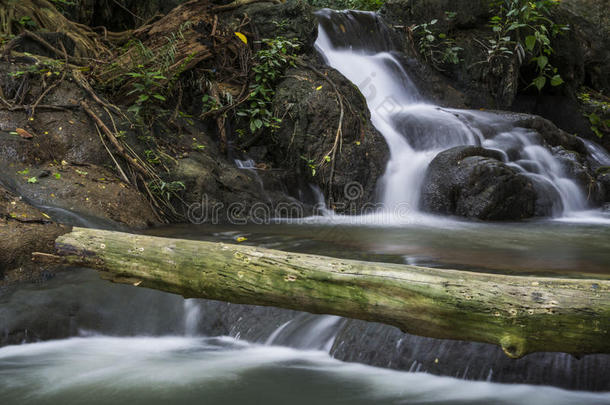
left=314, top=10, right=602, bottom=220
left=1, top=336, right=608, bottom=405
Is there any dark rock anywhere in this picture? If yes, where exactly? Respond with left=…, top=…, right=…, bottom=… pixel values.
left=269, top=65, right=389, bottom=212
left=0, top=184, right=69, bottom=285
left=552, top=146, right=603, bottom=205
left=510, top=114, right=587, bottom=155
left=420, top=146, right=539, bottom=220
left=222, top=0, right=318, bottom=53
left=597, top=169, right=610, bottom=203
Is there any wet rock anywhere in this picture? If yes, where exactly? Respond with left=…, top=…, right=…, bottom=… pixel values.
left=597, top=168, right=610, bottom=203
left=0, top=184, right=69, bottom=285
left=224, top=0, right=318, bottom=53
left=552, top=146, right=603, bottom=205
left=420, top=146, right=538, bottom=220
left=269, top=65, right=389, bottom=212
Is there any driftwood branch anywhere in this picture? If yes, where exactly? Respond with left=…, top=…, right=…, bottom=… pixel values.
left=37, top=227, right=610, bottom=359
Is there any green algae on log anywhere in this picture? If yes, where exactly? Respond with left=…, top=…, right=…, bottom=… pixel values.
left=35, top=227, right=610, bottom=358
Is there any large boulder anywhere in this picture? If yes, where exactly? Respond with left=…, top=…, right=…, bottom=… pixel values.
left=420, top=146, right=539, bottom=220
left=268, top=65, right=389, bottom=212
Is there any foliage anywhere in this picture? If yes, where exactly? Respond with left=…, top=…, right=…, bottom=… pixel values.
left=578, top=89, right=610, bottom=138
left=412, top=15, right=463, bottom=71
left=300, top=155, right=317, bottom=176
left=148, top=180, right=186, bottom=203
left=121, top=24, right=195, bottom=121
left=484, top=0, right=569, bottom=91
left=125, top=65, right=167, bottom=116
left=306, top=0, right=384, bottom=11
left=236, top=37, right=299, bottom=135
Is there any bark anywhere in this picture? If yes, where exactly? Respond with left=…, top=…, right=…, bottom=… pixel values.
left=35, top=227, right=610, bottom=359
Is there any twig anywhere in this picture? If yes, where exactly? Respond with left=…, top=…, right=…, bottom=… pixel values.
left=0, top=104, right=78, bottom=112
left=95, top=123, right=131, bottom=185
left=80, top=100, right=149, bottom=176
left=72, top=70, right=128, bottom=121
left=111, top=0, right=145, bottom=22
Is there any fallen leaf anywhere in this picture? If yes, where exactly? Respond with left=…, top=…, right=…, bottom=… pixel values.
left=234, top=32, right=248, bottom=44
left=316, top=85, right=323, bottom=91
left=236, top=236, right=247, bottom=243
left=16, top=128, right=34, bottom=139
left=41, top=213, right=51, bottom=219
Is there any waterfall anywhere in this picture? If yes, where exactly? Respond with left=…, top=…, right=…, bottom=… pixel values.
left=315, top=9, right=594, bottom=218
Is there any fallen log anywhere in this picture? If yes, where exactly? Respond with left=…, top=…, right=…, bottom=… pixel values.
left=34, top=227, right=610, bottom=358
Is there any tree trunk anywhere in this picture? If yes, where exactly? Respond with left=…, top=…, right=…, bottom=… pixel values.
left=36, top=227, right=610, bottom=359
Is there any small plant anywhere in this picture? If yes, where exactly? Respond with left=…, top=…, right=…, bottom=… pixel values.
left=126, top=65, right=167, bottom=116
left=148, top=180, right=186, bottom=203
left=27, top=177, right=38, bottom=184
left=236, top=37, right=300, bottom=135
left=412, top=19, right=462, bottom=71
left=144, top=149, right=162, bottom=164
left=482, top=0, right=569, bottom=91
left=17, top=168, right=30, bottom=175
left=17, top=16, right=37, bottom=29
left=577, top=89, right=609, bottom=139
left=191, top=138, right=206, bottom=151
left=301, top=155, right=317, bottom=176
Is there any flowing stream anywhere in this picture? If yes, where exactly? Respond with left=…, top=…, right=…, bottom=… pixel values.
left=315, top=10, right=608, bottom=220
left=1, top=9, right=610, bottom=404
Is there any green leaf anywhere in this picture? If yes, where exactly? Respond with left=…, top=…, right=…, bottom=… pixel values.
left=153, top=94, right=166, bottom=101
left=533, top=76, right=547, bottom=90
left=53, top=173, right=61, bottom=179
left=525, top=35, right=536, bottom=51
left=27, top=177, right=38, bottom=184
left=537, top=55, right=548, bottom=70
left=550, top=74, right=563, bottom=86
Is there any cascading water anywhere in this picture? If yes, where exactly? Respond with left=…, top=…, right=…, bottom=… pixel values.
left=315, top=9, right=595, bottom=218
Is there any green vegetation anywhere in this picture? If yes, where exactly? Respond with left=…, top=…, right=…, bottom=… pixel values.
left=307, top=0, right=384, bottom=11
left=578, top=89, right=610, bottom=138
left=413, top=15, right=462, bottom=71
left=484, top=0, right=569, bottom=90
left=236, top=37, right=299, bottom=135
left=125, top=66, right=167, bottom=116
left=148, top=180, right=186, bottom=204
left=300, top=155, right=317, bottom=176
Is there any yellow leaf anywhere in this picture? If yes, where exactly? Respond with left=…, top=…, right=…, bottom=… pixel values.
left=234, top=32, right=248, bottom=44
left=355, top=141, right=361, bottom=146
left=339, top=24, right=346, bottom=33
left=316, top=85, right=323, bottom=91
left=41, top=212, right=51, bottom=219
left=236, top=236, right=247, bottom=243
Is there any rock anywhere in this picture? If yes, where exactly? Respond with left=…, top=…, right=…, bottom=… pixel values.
left=222, top=0, right=318, bottom=52
left=597, top=168, right=610, bottom=203
left=552, top=146, right=603, bottom=205
left=420, top=146, right=538, bottom=220
left=0, top=184, right=69, bottom=285
left=269, top=65, right=389, bottom=212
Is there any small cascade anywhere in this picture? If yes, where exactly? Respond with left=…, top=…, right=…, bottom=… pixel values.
left=314, top=10, right=591, bottom=218
left=183, top=299, right=202, bottom=336
left=265, top=314, right=344, bottom=352
left=234, top=158, right=272, bottom=203
left=582, top=138, right=610, bottom=167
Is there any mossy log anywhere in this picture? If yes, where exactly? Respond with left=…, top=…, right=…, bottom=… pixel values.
left=36, top=227, right=610, bottom=358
